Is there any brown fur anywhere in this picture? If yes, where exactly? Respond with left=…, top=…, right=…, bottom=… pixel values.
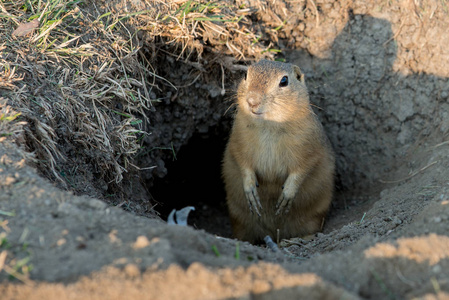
left=222, top=60, right=335, bottom=244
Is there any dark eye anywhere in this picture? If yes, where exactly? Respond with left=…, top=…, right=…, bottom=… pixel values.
left=279, top=76, right=288, bottom=87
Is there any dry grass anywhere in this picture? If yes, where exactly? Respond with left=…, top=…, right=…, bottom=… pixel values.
left=136, top=0, right=279, bottom=61
left=0, top=0, right=156, bottom=189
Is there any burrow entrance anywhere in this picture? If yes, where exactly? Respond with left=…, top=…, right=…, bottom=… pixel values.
left=150, top=127, right=233, bottom=238
left=129, top=12, right=448, bottom=244
left=145, top=14, right=448, bottom=240
left=149, top=124, right=379, bottom=240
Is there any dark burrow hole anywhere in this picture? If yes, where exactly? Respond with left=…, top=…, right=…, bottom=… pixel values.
left=150, top=128, right=379, bottom=240
left=150, top=127, right=233, bottom=238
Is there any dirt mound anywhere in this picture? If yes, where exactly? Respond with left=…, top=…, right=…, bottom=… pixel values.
left=1, top=0, right=449, bottom=299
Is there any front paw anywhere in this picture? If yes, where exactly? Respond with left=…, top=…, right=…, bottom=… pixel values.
left=244, top=184, right=262, bottom=217
left=275, top=174, right=300, bottom=215
left=275, top=190, right=295, bottom=215
left=242, top=170, right=262, bottom=216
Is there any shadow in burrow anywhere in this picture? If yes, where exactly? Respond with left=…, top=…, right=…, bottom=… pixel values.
left=151, top=14, right=449, bottom=238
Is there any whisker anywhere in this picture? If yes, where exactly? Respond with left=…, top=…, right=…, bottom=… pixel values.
left=224, top=102, right=237, bottom=116
left=310, top=103, right=323, bottom=110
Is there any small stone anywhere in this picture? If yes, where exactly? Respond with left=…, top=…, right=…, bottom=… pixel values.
left=432, top=265, right=442, bottom=273
left=133, top=235, right=151, bottom=249
left=124, top=264, right=140, bottom=278
left=393, top=217, right=402, bottom=225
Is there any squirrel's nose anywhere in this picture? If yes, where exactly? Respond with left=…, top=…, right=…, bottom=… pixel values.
left=247, top=97, right=260, bottom=109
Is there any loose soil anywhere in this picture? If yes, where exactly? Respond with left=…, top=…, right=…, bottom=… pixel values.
left=1, top=0, right=449, bottom=299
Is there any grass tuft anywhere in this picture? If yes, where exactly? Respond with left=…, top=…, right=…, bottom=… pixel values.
left=1, top=0, right=154, bottom=188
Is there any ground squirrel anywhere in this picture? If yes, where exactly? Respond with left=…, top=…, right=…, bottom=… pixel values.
left=222, top=60, right=335, bottom=244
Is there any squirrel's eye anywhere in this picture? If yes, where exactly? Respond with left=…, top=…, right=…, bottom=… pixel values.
left=279, top=76, right=288, bottom=87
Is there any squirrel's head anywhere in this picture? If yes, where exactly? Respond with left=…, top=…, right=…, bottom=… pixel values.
left=237, top=60, right=310, bottom=123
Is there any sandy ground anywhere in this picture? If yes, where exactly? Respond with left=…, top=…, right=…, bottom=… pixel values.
left=1, top=133, right=449, bottom=299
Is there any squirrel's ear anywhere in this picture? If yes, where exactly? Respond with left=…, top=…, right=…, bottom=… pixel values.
left=293, top=65, right=305, bottom=83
